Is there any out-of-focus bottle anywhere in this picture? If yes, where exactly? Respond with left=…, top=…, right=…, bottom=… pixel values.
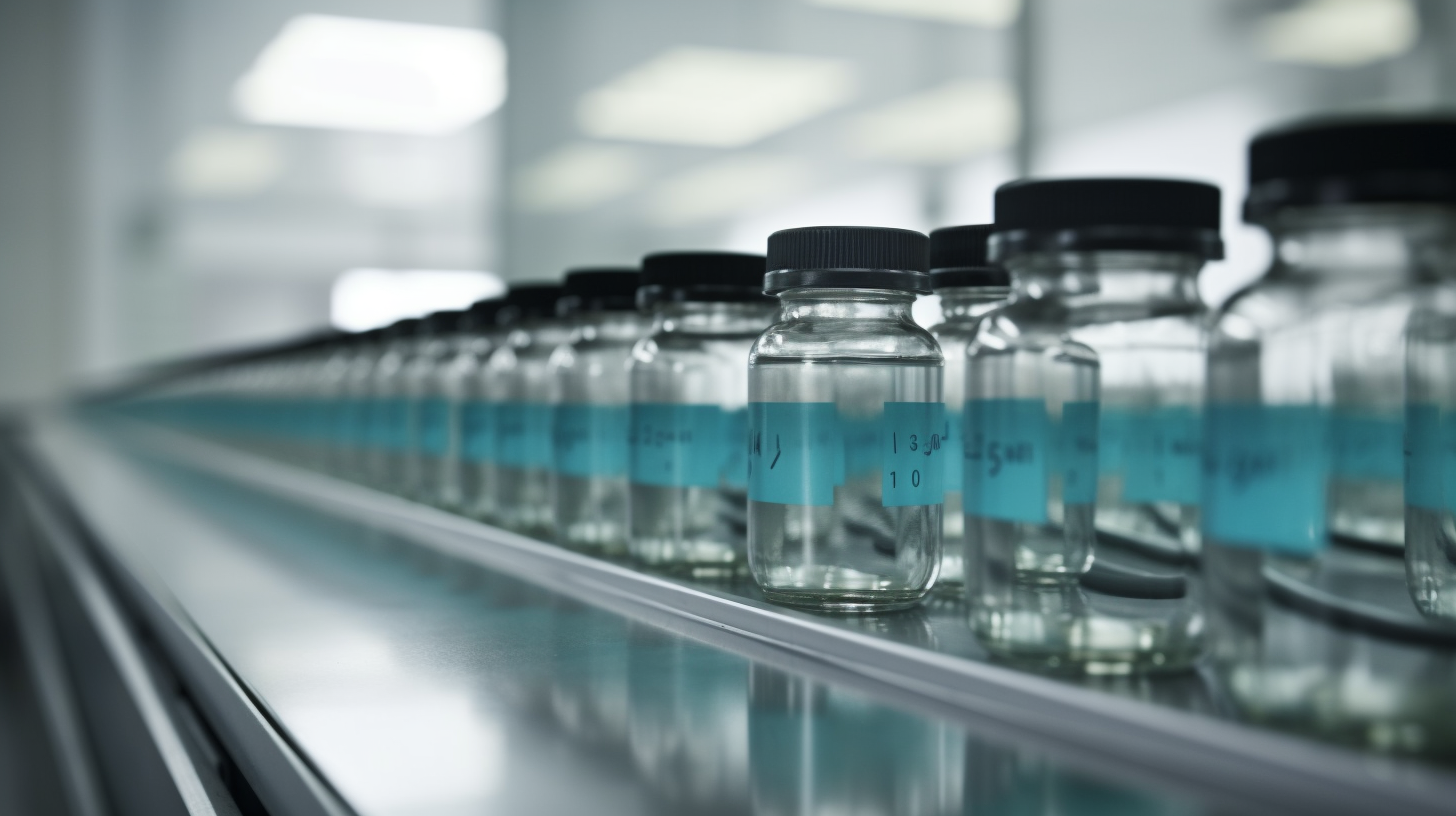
left=747, top=226, right=944, bottom=611
left=1207, top=116, right=1456, bottom=754
left=969, top=178, right=1220, bottom=674
left=551, top=268, right=649, bottom=556
left=628, top=251, right=775, bottom=577
left=404, top=310, right=468, bottom=502
left=337, top=328, right=387, bottom=481
left=438, top=299, right=504, bottom=513
left=487, top=283, right=567, bottom=536
left=367, top=318, right=423, bottom=492
left=925, top=226, right=1009, bottom=592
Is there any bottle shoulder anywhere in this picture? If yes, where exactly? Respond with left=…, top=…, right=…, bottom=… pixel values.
left=749, top=316, right=942, bottom=364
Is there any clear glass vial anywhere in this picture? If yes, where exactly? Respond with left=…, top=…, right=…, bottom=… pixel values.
left=969, top=179, right=1220, bottom=675
left=367, top=318, right=422, bottom=492
left=628, top=251, right=776, bottom=577
left=926, top=225, right=1009, bottom=591
left=748, top=226, right=945, bottom=611
left=550, top=268, right=650, bottom=556
left=1207, top=117, right=1456, bottom=750
left=336, top=327, right=386, bottom=481
left=485, top=283, right=568, bottom=536
left=402, top=310, right=463, bottom=501
left=436, top=299, right=503, bottom=513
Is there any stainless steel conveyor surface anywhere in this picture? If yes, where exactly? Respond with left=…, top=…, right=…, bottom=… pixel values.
left=12, top=412, right=1456, bottom=816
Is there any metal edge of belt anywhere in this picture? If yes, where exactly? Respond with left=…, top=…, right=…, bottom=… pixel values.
left=4, top=434, right=358, bottom=816
left=42, top=415, right=1456, bottom=816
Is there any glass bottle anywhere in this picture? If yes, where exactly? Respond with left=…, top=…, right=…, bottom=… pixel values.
left=1207, top=116, right=1456, bottom=753
left=550, top=268, right=650, bottom=556
left=926, top=225, right=1009, bottom=592
left=337, top=328, right=386, bottom=481
left=747, top=226, right=944, bottom=611
left=404, top=310, right=467, bottom=503
left=437, top=299, right=503, bottom=513
left=487, top=283, right=568, bottom=536
left=628, top=252, right=776, bottom=577
left=367, top=318, right=423, bottom=492
left=968, top=179, right=1220, bottom=674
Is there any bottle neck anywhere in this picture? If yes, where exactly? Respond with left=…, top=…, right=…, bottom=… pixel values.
left=937, top=287, right=1010, bottom=322
left=776, top=287, right=917, bottom=322
left=568, top=309, right=650, bottom=343
left=653, top=300, right=777, bottom=334
left=1263, top=204, right=1456, bottom=284
left=1003, top=251, right=1203, bottom=324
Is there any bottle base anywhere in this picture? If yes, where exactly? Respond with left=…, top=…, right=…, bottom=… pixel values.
left=760, top=587, right=929, bottom=613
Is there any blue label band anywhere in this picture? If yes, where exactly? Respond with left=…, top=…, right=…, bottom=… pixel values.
left=942, top=409, right=962, bottom=494
left=496, top=401, right=554, bottom=468
left=881, top=402, right=947, bottom=507
left=629, top=404, right=726, bottom=488
left=748, top=403, right=842, bottom=506
left=721, top=407, right=749, bottom=489
left=963, top=399, right=1098, bottom=524
left=418, top=398, right=450, bottom=456
left=1332, top=410, right=1403, bottom=481
left=1202, top=403, right=1329, bottom=555
left=1119, top=406, right=1201, bottom=505
left=554, top=404, right=629, bottom=477
left=461, top=401, right=495, bottom=462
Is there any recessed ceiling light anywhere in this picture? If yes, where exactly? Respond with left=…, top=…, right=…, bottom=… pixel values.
left=848, top=79, right=1018, bottom=164
left=1258, top=0, right=1417, bottom=67
left=805, top=0, right=1020, bottom=27
left=577, top=47, right=856, bottom=147
left=234, top=15, right=506, bottom=135
left=331, top=268, right=505, bottom=331
left=170, top=128, right=284, bottom=197
left=647, top=155, right=814, bottom=226
left=514, top=144, right=645, bottom=213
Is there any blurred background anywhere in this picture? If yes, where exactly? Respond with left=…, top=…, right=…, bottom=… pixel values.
left=2, top=0, right=1453, bottom=403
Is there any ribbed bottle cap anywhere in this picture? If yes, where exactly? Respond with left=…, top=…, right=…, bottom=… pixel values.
left=501, top=283, right=564, bottom=324
left=560, top=267, right=641, bottom=313
left=764, top=226, right=930, bottom=295
left=386, top=317, right=423, bottom=338
left=928, top=225, right=1010, bottom=288
left=991, top=178, right=1223, bottom=261
left=1245, top=115, right=1456, bottom=222
left=639, top=251, right=771, bottom=305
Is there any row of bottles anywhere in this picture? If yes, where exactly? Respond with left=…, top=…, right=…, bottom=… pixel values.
left=110, top=116, right=1456, bottom=713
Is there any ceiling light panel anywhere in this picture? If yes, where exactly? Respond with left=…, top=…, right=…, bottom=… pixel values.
left=234, top=15, right=507, bottom=135
left=849, top=79, right=1018, bottom=164
left=1258, top=0, right=1417, bottom=67
left=648, top=155, right=814, bottom=226
left=515, top=144, right=645, bottom=213
left=805, top=0, right=1021, bottom=27
left=577, top=47, right=856, bottom=147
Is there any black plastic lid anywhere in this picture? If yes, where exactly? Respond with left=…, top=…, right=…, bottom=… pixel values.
left=639, top=251, right=772, bottom=305
left=928, top=225, right=1010, bottom=289
left=991, top=178, right=1224, bottom=261
left=560, top=267, right=641, bottom=314
left=500, top=282, right=564, bottom=325
left=422, top=310, right=467, bottom=334
left=461, top=298, right=504, bottom=332
left=764, top=226, right=930, bottom=295
left=386, top=317, right=423, bottom=338
left=1245, top=115, right=1456, bottom=222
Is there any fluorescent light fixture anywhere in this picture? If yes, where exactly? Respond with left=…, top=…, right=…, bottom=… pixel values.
left=234, top=15, right=506, bottom=134
left=648, top=155, right=814, bottom=226
left=848, top=79, right=1018, bottom=164
left=169, top=128, right=284, bottom=197
left=1258, top=0, right=1417, bottom=67
left=330, top=268, right=505, bottom=331
left=806, top=0, right=1020, bottom=27
left=514, top=144, right=644, bottom=213
left=577, top=47, right=855, bottom=147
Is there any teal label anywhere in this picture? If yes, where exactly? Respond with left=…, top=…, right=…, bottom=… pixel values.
left=1202, top=404, right=1329, bottom=555
left=1333, top=410, right=1403, bottom=481
left=749, top=403, right=843, bottom=506
left=1058, top=401, right=1100, bottom=505
left=496, top=401, right=554, bottom=468
left=1406, top=403, right=1441, bottom=509
left=461, top=401, right=495, bottom=462
left=963, top=399, right=1049, bottom=524
left=881, top=402, right=947, bottom=507
left=1122, top=406, right=1201, bottom=504
left=554, top=404, right=629, bottom=477
left=942, top=409, right=962, bottom=494
left=1099, top=408, right=1131, bottom=474
left=629, top=404, right=725, bottom=488
left=842, top=416, right=882, bottom=479
left=721, top=408, right=749, bottom=488
left=373, top=398, right=410, bottom=450
left=418, top=398, right=450, bottom=456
